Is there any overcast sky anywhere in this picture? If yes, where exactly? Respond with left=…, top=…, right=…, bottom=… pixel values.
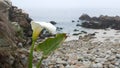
left=12, top=0, right=120, bottom=9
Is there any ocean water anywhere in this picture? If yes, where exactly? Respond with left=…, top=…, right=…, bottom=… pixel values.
left=27, top=8, right=120, bottom=35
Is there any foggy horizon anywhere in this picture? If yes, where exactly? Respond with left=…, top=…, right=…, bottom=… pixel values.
left=12, top=0, right=120, bottom=9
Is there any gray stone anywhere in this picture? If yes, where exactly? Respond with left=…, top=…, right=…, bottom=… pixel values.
left=0, top=0, right=12, bottom=11
left=109, top=64, right=115, bottom=68
left=106, top=50, right=112, bottom=54
left=92, top=63, right=98, bottom=68
left=0, top=0, right=16, bottom=48
left=9, top=55, right=15, bottom=65
left=95, top=58, right=107, bottom=63
left=20, top=54, right=27, bottom=65
left=115, top=62, right=119, bottom=66
left=116, top=54, right=120, bottom=59
left=108, top=56, right=116, bottom=61
left=65, top=65, right=71, bottom=68
left=18, top=42, right=23, bottom=48
left=97, top=63, right=103, bottom=68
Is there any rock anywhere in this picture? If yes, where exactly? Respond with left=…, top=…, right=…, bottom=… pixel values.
left=50, top=21, right=57, bottom=25
left=95, top=58, right=107, bottom=63
left=73, top=33, right=81, bottom=36
left=66, top=65, right=71, bottom=68
left=109, top=64, right=115, bottom=68
left=77, top=20, right=79, bottom=22
left=80, top=14, right=120, bottom=30
left=81, top=30, right=87, bottom=34
left=79, top=14, right=91, bottom=21
left=103, top=32, right=107, bottom=34
left=96, top=63, right=103, bottom=68
left=115, top=62, right=119, bottom=66
left=0, top=0, right=12, bottom=11
left=72, top=20, right=75, bottom=22
left=116, top=54, right=120, bottom=59
left=0, top=0, right=16, bottom=48
left=55, top=64, right=64, bottom=68
left=105, top=54, right=111, bottom=59
left=92, top=63, right=98, bottom=68
left=108, top=55, right=116, bottom=61
left=18, top=42, right=23, bottom=48
left=73, top=29, right=79, bottom=32
left=0, top=0, right=32, bottom=68
left=106, top=50, right=112, bottom=54
left=56, top=27, right=63, bottom=31
left=9, top=6, right=32, bottom=37
left=9, top=55, right=15, bottom=65
left=76, top=24, right=81, bottom=26
left=20, top=54, right=27, bottom=65
left=92, top=63, right=103, bottom=68
left=56, top=58, right=67, bottom=64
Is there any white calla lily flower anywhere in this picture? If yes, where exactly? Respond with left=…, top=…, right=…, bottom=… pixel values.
left=31, top=21, right=43, bottom=41
left=33, top=21, right=56, bottom=34
left=31, top=21, right=56, bottom=41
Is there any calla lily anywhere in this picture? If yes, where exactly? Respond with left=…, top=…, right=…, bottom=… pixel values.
left=29, top=21, right=65, bottom=68
left=31, top=21, right=57, bottom=41
left=31, top=21, right=43, bottom=41
left=33, top=21, right=56, bottom=34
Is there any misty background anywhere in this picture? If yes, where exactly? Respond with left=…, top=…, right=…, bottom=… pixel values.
left=11, top=0, right=120, bottom=34
left=12, top=0, right=120, bottom=9
left=12, top=0, right=120, bottom=21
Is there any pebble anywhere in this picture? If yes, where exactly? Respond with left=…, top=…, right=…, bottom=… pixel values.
left=106, top=50, right=112, bottom=54
left=116, top=54, right=120, bottom=58
left=21, top=54, right=27, bottom=65
left=55, top=64, right=64, bottom=68
left=115, top=62, right=120, bottom=66
left=97, top=63, right=103, bottom=68
left=18, top=42, right=23, bottom=47
left=108, top=55, right=116, bottom=61
left=9, top=55, right=15, bottom=65
left=92, top=63, right=98, bottom=68
left=31, top=33, right=120, bottom=68
left=109, top=64, right=115, bottom=68
left=95, top=58, right=107, bottom=63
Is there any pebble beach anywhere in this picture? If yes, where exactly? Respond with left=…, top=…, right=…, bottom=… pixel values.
left=32, top=29, right=120, bottom=68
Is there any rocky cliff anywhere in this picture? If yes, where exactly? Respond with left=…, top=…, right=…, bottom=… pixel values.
left=0, top=0, right=32, bottom=68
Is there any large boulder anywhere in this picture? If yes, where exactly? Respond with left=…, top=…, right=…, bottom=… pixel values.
left=79, top=14, right=91, bottom=21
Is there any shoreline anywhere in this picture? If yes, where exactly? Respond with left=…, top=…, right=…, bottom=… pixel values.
left=33, top=29, right=120, bottom=68
left=65, top=28, right=120, bottom=42
left=29, top=25, right=120, bottom=68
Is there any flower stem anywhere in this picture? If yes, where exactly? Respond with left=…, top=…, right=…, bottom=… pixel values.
left=36, top=56, right=44, bottom=68
left=28, top=40, right=35, bottom=68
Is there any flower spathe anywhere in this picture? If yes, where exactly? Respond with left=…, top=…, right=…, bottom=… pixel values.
left=33, top=21, right=56, bottom=34
left=31, top=21, right=43, bottom=41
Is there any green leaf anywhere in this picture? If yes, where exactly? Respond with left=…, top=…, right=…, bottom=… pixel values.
left=35, top=33, right=67, bottom=58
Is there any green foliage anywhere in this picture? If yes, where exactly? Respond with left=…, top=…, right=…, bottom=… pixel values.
left=35, top=33, right=66, bottom=58
left=29, top=41, right=35, bottom=68
left=28, top=33, right=66, bottom=68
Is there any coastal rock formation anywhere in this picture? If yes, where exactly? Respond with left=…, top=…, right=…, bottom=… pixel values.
left=0, top=0, right=12, bottom=11
left=0, top=0, right=16, bottom=48
left=9, top=6, right=32, bottom=37
left=0, top=0, right=32, bottom=68
left=79, top=14, right=120, bottom=30
left=79, top=14, right=91, bottom=21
